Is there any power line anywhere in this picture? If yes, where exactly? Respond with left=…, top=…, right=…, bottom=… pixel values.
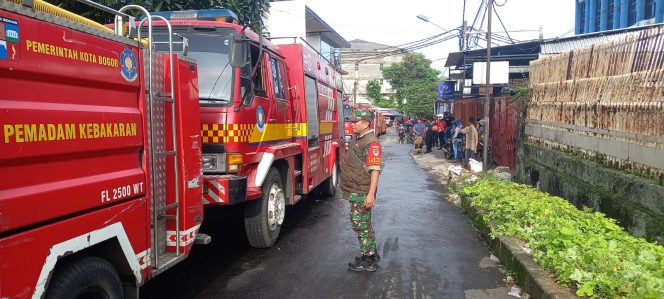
left=348, top=28, right=460, bottom=63
left=343, top=30, right=456, bottom=57
left=494, top=0, right=507, bottom=7
left=466, top=0, right=488, bottom=50
left=492, top=1, right=517, bottom=44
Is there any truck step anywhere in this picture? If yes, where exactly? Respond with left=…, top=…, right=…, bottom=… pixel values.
left=155, top=93, right=174, bottom=100
left=294, top=170, right=302, bottom=177
left=293, top=195, right=302, bottom=203
left=152, top=253, right=186, bottom=276
left=194, top=233, right=212, bottom=245
left=157, top=202, right=179, bottom=212
left=155, top=151, right=177, bottom=157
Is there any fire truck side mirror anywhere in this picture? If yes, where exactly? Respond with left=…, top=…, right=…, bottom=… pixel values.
left=229, top=33, right=249, bottom=68
left=174, top=33, right=189, bottom=56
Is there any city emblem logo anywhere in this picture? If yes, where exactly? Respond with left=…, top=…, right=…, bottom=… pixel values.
left=372, top=147, right=379, bottom=156
left=120, top=48, right=137, bottom=82
left=4, top=22, right=18, bottom=43
left=256, top=106, right=266, bottom=132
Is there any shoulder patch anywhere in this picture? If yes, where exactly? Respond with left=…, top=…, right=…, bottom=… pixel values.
left=365, top=142, right=382, bottom=167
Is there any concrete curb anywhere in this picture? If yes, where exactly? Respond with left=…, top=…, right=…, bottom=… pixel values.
left=461, top=197, right=579, bottom=299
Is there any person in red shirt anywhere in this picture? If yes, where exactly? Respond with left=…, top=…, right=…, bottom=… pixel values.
left=437, top=117, right=446, bottom=150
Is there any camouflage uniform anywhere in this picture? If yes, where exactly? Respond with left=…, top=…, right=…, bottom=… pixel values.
left=348, top=193, right=377, bottom=256
left=341, top=111, right=383, bottom=258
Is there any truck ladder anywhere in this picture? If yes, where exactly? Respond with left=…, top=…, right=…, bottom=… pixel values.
left=116, top=5, right=184, bottom=273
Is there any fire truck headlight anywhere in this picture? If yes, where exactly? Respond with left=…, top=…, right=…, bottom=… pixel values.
left=226, top=153, right=243, bottom=173
left=202, top=155, right=219, bottom=171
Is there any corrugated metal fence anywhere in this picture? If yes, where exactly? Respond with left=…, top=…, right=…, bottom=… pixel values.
left=528, top=25, right=664, bottom=180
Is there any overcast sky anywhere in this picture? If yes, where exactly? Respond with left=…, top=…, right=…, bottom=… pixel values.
left=304, top=0, right=576, bottom=71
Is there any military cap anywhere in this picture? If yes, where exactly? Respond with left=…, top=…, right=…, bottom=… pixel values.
left=349, top=109, right=374, bottom=122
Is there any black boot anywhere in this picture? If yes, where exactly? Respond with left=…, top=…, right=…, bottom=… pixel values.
left=348, top=255, right=377, bottom=272
left=373, top=253, right=381, bottom=264
left=356, top=253, right=381, bottom=264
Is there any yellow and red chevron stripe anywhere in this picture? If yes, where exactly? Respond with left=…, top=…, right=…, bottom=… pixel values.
left=201, top=123, right=252, bottom=143
left=201, top=123, right=317, bottom=144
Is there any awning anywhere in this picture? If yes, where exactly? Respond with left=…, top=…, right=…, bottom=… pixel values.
left=305, top=6, right=351, bottom=49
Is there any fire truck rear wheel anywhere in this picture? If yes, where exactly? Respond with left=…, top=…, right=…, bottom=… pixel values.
left=320, top=160, right=339, bottom=197
left=245, top=168, right=285, bottom=248
left=46, top=256, right=123, bottom=299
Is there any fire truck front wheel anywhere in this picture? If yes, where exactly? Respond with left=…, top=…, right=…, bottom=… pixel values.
left=46, top=256, right=123, bottom=299
left=245, top=168, right=285, bottom=248
left=320, top=160, right=339, bottom=197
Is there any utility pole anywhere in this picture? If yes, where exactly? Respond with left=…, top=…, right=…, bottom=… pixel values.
left=353, top=61, right=360, bottom=106
left=461, top=20, right=467, bottom=109
left=462, top=20, right=468, bottom=51
left=482, top=0, right=492, bottom=172
left=539, top=25, right=544, bottom=41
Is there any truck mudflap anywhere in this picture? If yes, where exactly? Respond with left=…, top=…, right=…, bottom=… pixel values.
left=202, top=175, right=247, bottom=205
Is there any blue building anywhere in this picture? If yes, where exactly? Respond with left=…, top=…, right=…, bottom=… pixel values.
left=576, top=0, right=664, bottom=34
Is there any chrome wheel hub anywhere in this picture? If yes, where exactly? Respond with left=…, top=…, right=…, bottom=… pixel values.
left=267, top=183, right=285, bottom=231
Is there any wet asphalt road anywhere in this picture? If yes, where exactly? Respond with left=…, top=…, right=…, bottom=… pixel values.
left=140, top=132, right=511, bottom=299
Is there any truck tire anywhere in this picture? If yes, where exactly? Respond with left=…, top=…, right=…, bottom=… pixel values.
left=245, top=168, right=285, bottom=248
left=46, top=256, right=123, bottom=299
left=320, top=160, right=339, bottom=197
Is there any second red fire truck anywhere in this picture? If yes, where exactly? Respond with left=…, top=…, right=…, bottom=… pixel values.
left=149, top=8, right=345, bottom=248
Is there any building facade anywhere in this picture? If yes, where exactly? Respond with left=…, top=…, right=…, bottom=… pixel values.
left=266, top=0, right=350, bottom=64
left=340, top=39, right=404, bottom=105
left=575, top=0, right=664, bottom=34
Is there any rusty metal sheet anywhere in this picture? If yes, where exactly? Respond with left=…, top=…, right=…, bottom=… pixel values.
left=452, top=99, right=484, bottom=124
left=490, top=97, right=519, bottom=172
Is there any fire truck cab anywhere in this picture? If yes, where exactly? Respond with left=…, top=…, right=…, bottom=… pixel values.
left=149, top=9, right=345, bottom=248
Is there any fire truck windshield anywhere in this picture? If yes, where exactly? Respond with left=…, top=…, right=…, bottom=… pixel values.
left=154, top=29, right=234, bottom=105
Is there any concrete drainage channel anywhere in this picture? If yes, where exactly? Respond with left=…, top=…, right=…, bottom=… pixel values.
left=411, top=151, right=579, bottom=299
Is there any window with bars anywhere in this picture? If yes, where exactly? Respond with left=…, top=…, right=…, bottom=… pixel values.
left=628, top=0, right=637, bottom=25
left=645, top=0, right=656, bottom=19
left=594, top=0, right=602, bottom=30
left=607, top=0, right=615, bottom=29
left=579, top=2, right=586, bottom=33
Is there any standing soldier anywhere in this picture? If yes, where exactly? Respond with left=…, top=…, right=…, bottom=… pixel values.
left=341, top=109, right=383, bottom=272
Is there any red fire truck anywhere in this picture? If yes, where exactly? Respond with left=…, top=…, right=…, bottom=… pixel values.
left=342, top=99, right=353, bottom=145
left=0, top=1, right=343, bottom=298
left=0, top=1, right=205, bottom=297
left=374, top=110, right=387, bottom=136
left=148, top=9, right=345, bottom=248
left=342, top=100, right=389, bottom=147
left=349, top=103, right=387, bottom=136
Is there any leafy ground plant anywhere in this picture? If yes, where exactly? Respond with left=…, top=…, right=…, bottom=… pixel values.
left=462, top=176, right=664, bottom=298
